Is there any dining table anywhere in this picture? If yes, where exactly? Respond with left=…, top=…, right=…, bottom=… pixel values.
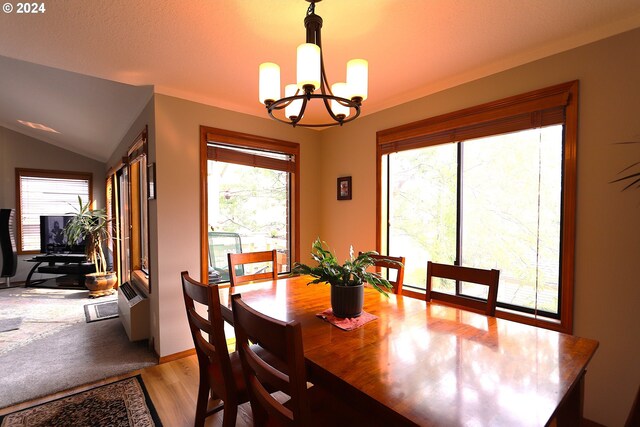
left=219, top=275, right=599, bottom=427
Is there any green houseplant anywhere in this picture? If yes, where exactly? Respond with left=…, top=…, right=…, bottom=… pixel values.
left=64, top=197, right=116, bottom=297
left=292, top=238, right=401, bottom=318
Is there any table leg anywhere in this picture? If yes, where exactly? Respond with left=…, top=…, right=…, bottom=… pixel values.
left=553, top=370, right=585, bottom=427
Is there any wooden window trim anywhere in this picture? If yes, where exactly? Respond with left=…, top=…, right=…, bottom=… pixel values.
left=199, top=126, right=301, bottom=284
left=15, top=168, right=93, bottom=255
left=376, top=80, right=578, bottom=334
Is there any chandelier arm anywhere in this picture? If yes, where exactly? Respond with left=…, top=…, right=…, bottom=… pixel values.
left=321, top=96, right=344, bottom=123
left=291, top=96, right=309, bottom=126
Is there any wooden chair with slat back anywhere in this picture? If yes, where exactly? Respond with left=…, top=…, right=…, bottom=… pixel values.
left=363, top=253, right=406, bottom=295
left=227, top=249, right=279, bottom=286
left=231, top=293, right=365, bottom=427
left=181, top=271, right=250, bottom=427
left=426, top=261, right=500, bottom=316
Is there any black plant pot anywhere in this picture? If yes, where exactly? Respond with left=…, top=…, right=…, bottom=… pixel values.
left=331, top=284, right=364, bottom=318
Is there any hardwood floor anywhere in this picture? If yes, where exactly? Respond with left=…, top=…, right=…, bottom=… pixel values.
left=0, top=354, right=254, bottom=426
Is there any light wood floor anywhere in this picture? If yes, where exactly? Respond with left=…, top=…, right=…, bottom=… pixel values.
left=0, top=354, right=253, bottom=426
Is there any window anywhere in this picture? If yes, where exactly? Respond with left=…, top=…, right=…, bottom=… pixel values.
left=377, top=81, right=578, bottom=333
left=200, top=127, right=300, bottom=284
left=108, top=128, right=150, bottom=291
left=16, top=169, right=92, bottom=253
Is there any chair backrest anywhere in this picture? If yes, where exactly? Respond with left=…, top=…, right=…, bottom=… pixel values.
left=231, top=293, right=310, bottom=426
left=227, top=250, right=278, bottom=286
left=365, top=253, right=405, bottom=295
left=426, top=261, right=500, bottom=316
left=180, top=271, right=236, bottom=401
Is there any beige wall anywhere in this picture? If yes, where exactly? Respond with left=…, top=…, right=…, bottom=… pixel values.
left=318, top=28, right=640, bottom=426
left=152, top=94, right=322, bottom=357
left=0, top=125, right=106, bottom=281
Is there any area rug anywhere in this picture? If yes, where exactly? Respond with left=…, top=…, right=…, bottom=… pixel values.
left=0, top=318, right=22, bottom=333
left=84, top=300, right=119, bottom=323
left=0, top=375, right=162, bottom=427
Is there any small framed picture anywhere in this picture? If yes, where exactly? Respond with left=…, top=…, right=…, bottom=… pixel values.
left=337, top=176, right=352, bottom=200
left=147, top=163, right=156, bottom=200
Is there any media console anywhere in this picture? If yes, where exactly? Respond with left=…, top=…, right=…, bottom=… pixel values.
left=25, top=253, right=95, bottom=289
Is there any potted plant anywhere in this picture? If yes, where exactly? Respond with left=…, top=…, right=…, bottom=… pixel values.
left=292, top=238, right=401, bottom=318
left=64, top=197, right=117, bottom=297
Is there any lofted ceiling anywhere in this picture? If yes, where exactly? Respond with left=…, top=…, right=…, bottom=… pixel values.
left=1, top=0, right=640, bottom=162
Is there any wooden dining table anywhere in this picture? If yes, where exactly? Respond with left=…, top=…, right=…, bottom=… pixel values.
left=219, top=275, right=598, bottom=426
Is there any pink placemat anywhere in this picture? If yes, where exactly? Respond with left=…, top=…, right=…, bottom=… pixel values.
left=316, top=308, right=378, bottom=331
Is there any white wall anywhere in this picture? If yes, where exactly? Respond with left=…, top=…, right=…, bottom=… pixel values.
left=317, top=28, right=640, bottom=427
left=0, top=126, right=106, bottom=282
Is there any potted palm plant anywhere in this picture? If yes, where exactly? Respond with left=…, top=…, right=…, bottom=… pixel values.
left=64, top=197, right=117, bottom=297
left=292, top=238, right=401, bottom=318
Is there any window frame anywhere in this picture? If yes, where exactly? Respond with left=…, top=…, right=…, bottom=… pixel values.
left=376, top=81, right=578, bottom=334
left=15, top=168, right=93, bottom=255
left=199, top=126, right=301, bottom=284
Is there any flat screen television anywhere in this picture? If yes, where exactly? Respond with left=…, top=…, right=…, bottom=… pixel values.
left=39, top=215, right=85, bottom=254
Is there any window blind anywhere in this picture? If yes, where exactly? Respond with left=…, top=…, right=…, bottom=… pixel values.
left=17, top=172, right=91, bottom=252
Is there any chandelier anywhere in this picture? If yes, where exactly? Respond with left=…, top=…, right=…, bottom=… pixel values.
left=259, top=0, right=368, bottom=127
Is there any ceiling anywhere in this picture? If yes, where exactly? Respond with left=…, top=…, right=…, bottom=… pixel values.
left=1, top=0, right=640, bottom=162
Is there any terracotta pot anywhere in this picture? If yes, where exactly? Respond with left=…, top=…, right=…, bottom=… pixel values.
left=331, top=284, right=364, bottom=318
left=85, top=272, right=117, bottom=297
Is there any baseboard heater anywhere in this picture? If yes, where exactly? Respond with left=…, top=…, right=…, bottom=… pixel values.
left=118, top=280, right=150, bottom=341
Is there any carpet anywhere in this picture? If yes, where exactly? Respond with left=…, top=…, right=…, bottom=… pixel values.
left=0, top=375, right=162, bottom=427
left=84, top=300, right=119, bottom=323
left=0, top=318, right=22, bottom=333
left=0, top=287, right=117, bottom=356
left=0, top=318, right=158, bottom=409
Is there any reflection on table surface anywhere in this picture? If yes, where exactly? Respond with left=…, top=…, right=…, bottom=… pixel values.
left=220, top=275, right=598, bottom=426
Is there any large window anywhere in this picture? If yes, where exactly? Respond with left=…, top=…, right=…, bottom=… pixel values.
left=108, top=128, right=150, bottom=291
left=377, top=81, right=578, bottom=333
left=16, top=169, right=92, bottom=253
left=200, top=127, right=300, bottom=284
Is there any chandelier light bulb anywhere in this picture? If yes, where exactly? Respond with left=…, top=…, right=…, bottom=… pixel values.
left=285, top=84, right=303, bottom=120
left=297, top=43, right=321, bottom=92
left=346, top=59, right=368, bottom=102
left=331, top=83, right=350, bottom=119
left=259, top=62, right=281, bottom=104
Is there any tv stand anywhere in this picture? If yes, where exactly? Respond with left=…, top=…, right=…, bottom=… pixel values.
left=25, top=254, right=95, bottom=289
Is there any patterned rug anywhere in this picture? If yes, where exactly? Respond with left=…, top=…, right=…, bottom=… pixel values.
left=84, top=300, right=119, bottom=323
left=0, top=375, right=162, bottom=427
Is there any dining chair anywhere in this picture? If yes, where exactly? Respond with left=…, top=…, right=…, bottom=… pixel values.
left=180, top=271, right=250, bottom=427
left=231, top=293, right=364, bottom=426
left=425, top=261, right=500, bottom=316
left=365, top=253, right=406, bottom=295
left=227, top=249, right=279, bottom=286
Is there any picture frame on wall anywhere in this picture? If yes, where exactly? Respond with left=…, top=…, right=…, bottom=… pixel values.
left=337, top=176, right=352, bottom=200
